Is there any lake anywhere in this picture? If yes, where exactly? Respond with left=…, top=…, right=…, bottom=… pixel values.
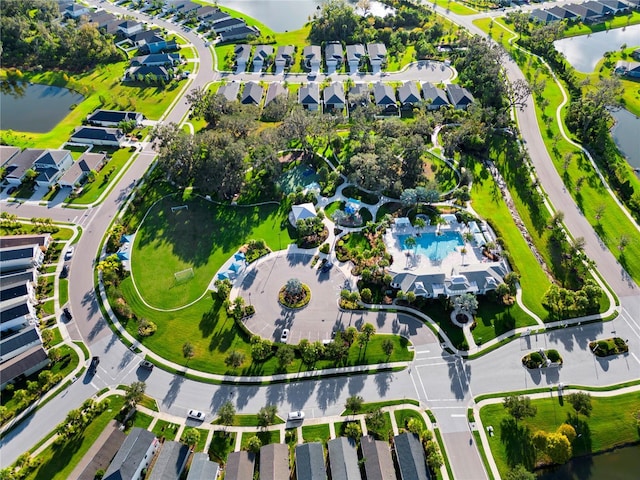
left=553, top=24, right=640, bottom=73
left=537, top=444, right=640, bottom=480
left=217, top=0, right=394, bottom=32
left=0, top=82, right=84, bottom=134
left=611, top=108, right=640, bottom=171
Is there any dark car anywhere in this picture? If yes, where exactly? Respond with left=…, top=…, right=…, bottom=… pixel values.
left=140, top=360, right=154, bottom=370
left=60, top=265, right=69, bottom=279
left=63, top=307, right=72, bottom=320
left=89, top=356, right=100, bottom=374
left=321, top=261, right=333, bottom=273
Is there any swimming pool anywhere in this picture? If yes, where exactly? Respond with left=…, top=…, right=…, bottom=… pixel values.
left=398, top=231, right=464, bottom=262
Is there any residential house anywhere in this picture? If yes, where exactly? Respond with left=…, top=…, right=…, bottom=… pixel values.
left=76, top=429, right=127, bottom=480
left=264, top=83, right=288, bottom=107
left=597, top=0, right=630, bottom=13
left=186, top=453, right=220, bottom=480
left=546, top=6, right=578, bottom=20
left=234, top=44, right=252, bottom=73
left=328, top=437, right=360, bottom=480
left=0, top=280, right=37, bottom=310
left=217, top=83, right=240, bottom=102
left=275, top=45, right=296, bottom=74
left=529, top=9, right=561, bottom=23
left=0, top=146, right=20, bottom=167
left=373, top=82, right=398, bottom=114
left=303, top=45, right=322, bottom=73
left=148, top=441, right=190, bottom=480
left=252, top=45, right=274, bottom=72
left=87, top=110, right=144, bottom=127
left=219, top=26, right=259, bottom=43
left=0, top=326, right=42, bottom=363
left=33, top=150, right=74, bottom=187
left=345, top=44, right=366, bottom=73
left=125, top=65, right=171, bottom=82
left=134, top=33, right=179, bottom=54
left=0, top=245, right=45, bottom=273
left=582, top=1, right=615, bottom=16
left=446, top=84, right=474, bottom=110
left=241, top=82, right=264, bottom=105
left=58, top=152, right=107, bottom=189
left=118, top=20, right=143, bottom=37
left=65, top=3, right=90, bottom=19
left=360, top=435, right=395, bottom=480
left=615, top=60, right=640, bottom=77
left=0, top=301, right=37, bottom=333
left=0, top=234, right=52, bottom=252
left=325, top=42, right=343, bottom=73
left=0, top=269, right=39, bottom=290
left=70, top=126, right=125, bottom=147
left=259, top=443, right=289, bottom=480
left=422, top=82, right=449, bottom=110
left=87, top=10, right=118, bottom=30
left=196, top=6, right=227, bottom=23
left=398, top=82, right=421, bottom=110
left=128, top=30, right=163, bottom=47
left=225, top=451, right=255, bottom=480
left=213, top=17, right=247, bottom=34
left=4, top=149, right=45, bottom=185
left=562, top=3, right=604, bottom=22
left=163, top=0, right=199, bottom=17
left=367, top=43, right=387, bottom=73
left=323, top=82, right=346, bottom=112
left=130, top=54, right=181, bottom=67
left=633, top=49, right=640, bottom=61
left=299, top=83, right=321, bottom=111
left=348, top=83, right=370, bottom=109
left=104, top=428, right=160, bottom=480
left=0, top=345, right=49, bottom=391
left=295, top=443, right=326, bottom=480
left=394, top=433, right=430, bottom=480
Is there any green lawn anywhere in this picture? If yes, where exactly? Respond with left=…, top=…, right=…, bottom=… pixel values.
left=180, top=427, right=210, bottom=452
left=40, top=299, right=55, bottom=316
left=240, top=430, right=281, bottom=449
left=394, top=409, right=428, bottom=432
left=59, top=279, right=69, bottom=306
left=365, top=411, right=393, bottom=441
left=563, top=11, right=640, bottom=37
left=48, top=326, right=63, bottom=347
left=0, top=223, right=74, bottom=241
left=22, top=396, right=125, bottom=480
left=302, top=424, right=331, bottom=445
left=430, top=0, right=478, bottom=15
left=480, top=391, right=640, bottom=477
left=225, top=414, right=284, bottom=427
left=151, top=419, right=180, bottom=440
left=592, top=48, right=640, bottom=116
left=208, top=431, right=236, bottom=464
left=131, top=411, right=154, bottom=430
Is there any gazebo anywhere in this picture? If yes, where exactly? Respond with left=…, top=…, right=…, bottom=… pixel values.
left=291, top=203, right=317, bottom=223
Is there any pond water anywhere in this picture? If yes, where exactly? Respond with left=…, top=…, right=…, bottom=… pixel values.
left=553, top=24, right=640, bottom=73
left=217, top=0, right=394, bottom=32
left=610, top=108, right=640, bottom=171
left=537, top=444, right=640, bottom=480
left=0, top=82, right=84, bottom=133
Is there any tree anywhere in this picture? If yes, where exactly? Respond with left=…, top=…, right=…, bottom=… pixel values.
left=557, top=423, right=577, bottom=443
left=225, top=350, right=245, bottom=370
left=532, top=430, right=548, bottom=451
left=344, top=422, right=362, bottom=439
left=503, top=395, right=537, bottom=424
left=182, top=342, right=195, bottom=362
left=566, top=392, right=592, bottom=417
left=345, top=395, right=364, bottom=414
left=505, top=464, right=536, bottom=480
left=40, top=328, right=54, bottom=346
left=124, top=381, right=146, bottom=409
left=452, top=293, right=479, bottom=316
left=309, top=0, right=363, bottom=43
left=382, top=338, right=394, bottom=358
left=344, top=327, right=358, bottom=347
left=324, top=336, right=349, bottom=365
left=276, top=344, right=295, bottom=368
left=257, top=405, right=278, bottom=427
left=545, top=432, right=572, bottom=464
left=182, top=428, right=200, bottom=447
left=251, top=336, right=273, bottom=362
left=358, top=323, right=376, bottom=350
left=217, top=401, right=236, bottom=427
left=365, top=408, right=386, bottom=435
left=299, top=339, right=323, bottom=365
left=246, top=435, right=262, bottom=453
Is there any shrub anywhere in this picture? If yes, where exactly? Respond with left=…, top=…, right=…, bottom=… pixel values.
left=546, top=349, right=561, bottom=363
left=529, top=351, right=543, bottom=365
left=319, top=243, right=330, bottom=254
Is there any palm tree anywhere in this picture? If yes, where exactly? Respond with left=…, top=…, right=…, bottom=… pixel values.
left=404, top=235, right=417, bottom=253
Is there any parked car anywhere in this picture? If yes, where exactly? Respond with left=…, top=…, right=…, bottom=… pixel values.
left=89, top=356, right=100, bottom=374
left=63, top=307, right=72, bottom=320
left=187, top=409, right=205, bottom=421
left=140, top=360, right=154, bottom=370
left=60, top=265, right=69, bottom=279
left=280, top=329, right=290, bottom=343
left=287, top=411, right=305, bottom=421
left=321, top=261, right=333, bottom=273
left=65, top=246, right=75, bottom=260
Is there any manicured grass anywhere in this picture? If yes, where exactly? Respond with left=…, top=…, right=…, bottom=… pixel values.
left=131, top=196, right=294, bottom=309
left=302, top=424, right=331, bottom=445
left=151, top=419, right=180, bottom=440
left=181, top=427, right=210, bottom=452
left=472, top=299, right=538, bottom=345
left=208, top=431, right=236, bottom=464
left=47, top=326, right=63, bottom=347
left=0, top=63, right=185, bottom=149
left=0, top=224, right=74, bottom=241
left=138, top=395, right=158, bottom=411
left=59, top=278, right=69, bottom=306
left=227, top=414, right=285, bottom=427
left=430, top=0, right=478, bottom=15
left=563, top=11, right=640, bottom=37
left=240, top=429, right=281, bottom=449
left=22, top=396, right=125, bottom=480
left=386, top=46, right=417, bottom=72
left=479, top=391, right=640, bottom=477
left=40, top=299, right=55, bottom=316
left=591, top=48, right=640, bottom=116
left=365, top=411, right=393, bottom=441
left=341, top=399, right=420, bottom=416
left=131, top=411, right=154, bottom=430
left=394, top=409, right=427, bottom=432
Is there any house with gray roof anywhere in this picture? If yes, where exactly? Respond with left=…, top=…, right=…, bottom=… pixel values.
left=373, top=82, right=398, bottom=114
left=328, top=437, right=360, bottom=480
left=4, top=149, right=45, bottom=185
left=582, top=1, right=615, bottom=16
left=219, top=25, right=260, bottom=43
left=130, top=54, right=181, bottom=68
left=304, top=45, right=322, bottom=73
left=118, top=20, right=143, bottom=37
left=529, top=9, right=561, bottom=23
left=58, top=152, right=107, bottom=189
left=446, top=84, right=474, bottom=110
left=0, top=245, right=45, bottom=273
left=125, top=65, right=171, bottom=82
left=87, top=110, right=144, bottom=127
left=217, top=82, right=240, bottom=102
left=186, top=452, right=219, bottom=480
left=259, top=443, right=289, bottom=480
left=104, top=428, right=159, bottom=480
left=299, top=83, right=321, bottom=111
left=225, top=451, right=255, bottom=480
left=325, top=42, right=343, bottom=73
left=0, top=345, right=49, bottom=391
left=394, top=432, right=430, bottom=480
left=275, top=45, right=296, bottom=73
left=0, top=325, right=42, bottom=364
left=346, top=44, right=366, bottom=73
left=33, top=150, right=73, bottom=187
left=349, top=83, right=370, bottom=109
left=0, top=281, right=36, bottom=310
left=422, top=82, right=449, bottom=110
left=323, top=82, right=346, bottom=112
left=0, top=234, right=51, bottom=252
left=265, top=83, right=288, bottom=107
left=599, top=0, right=631, bottom=13
left=148, top=441, right=189, bottom=480
left=398, top=82, right=421, bottom=110
left=1, top=300, right=37, bottom=333
left=241, top=82, right=264, bottom=105
left=367, top=43, right=387, bottom=73
left=546, top=6, right=578, bottom=20
left=0, top=269, right=38, bottom=290
left=234, top=44, right=252, bottom=73
left=71, top=127, right=125, bottom=147
left=361, top=435, right=395, bottom=480
left=0, top=146, right=20, bottom=167
left=615, top=60, right=640, bottom=77
left=65, top=3, right=90, bottom=19
left=295, top=442, right=326, bottom=480
left=252, top=45, right=274, bottom=72
left=213, top=17, right=246, bottom=34
left=563, top=3, right=604, bottom=22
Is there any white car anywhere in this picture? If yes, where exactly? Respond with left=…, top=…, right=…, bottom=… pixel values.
left=287, top=411, right=305, bottom=421
left=65, top=246, right=75, bottom=260
left=280, top=329, right=290, bottom=343
left=187, top=409, right=205, bottom=421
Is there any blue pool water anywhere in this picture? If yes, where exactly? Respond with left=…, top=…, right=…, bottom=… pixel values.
left=398, top=231, right=463, bottom=262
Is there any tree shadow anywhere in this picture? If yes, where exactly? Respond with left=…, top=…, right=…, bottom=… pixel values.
left=566, top=413, right=593, bottom=455
left=500, top=417, right=535, bottom=470
left=162, top=372, right=185, bottom=408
